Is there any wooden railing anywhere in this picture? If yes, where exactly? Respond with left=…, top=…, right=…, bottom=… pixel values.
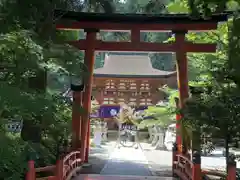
left=172, top=143, right=237, bottom=180
left=26, top=151, right=82, bottom=180
left=35, top=165, right=56, bottom=180
left=173, top=154, right=194, bottom=180
left=63, top=151, right=82, bottom=180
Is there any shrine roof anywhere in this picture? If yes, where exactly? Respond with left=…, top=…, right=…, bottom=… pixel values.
left=93, top=54, right=176, bottom=78
left=55, top=10, right=228, bottom=24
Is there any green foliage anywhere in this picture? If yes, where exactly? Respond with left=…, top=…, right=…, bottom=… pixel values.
left=188, top=0, right=239, bottom=17
left=0, top=0, right=107, bottom=179
left=0, top=134, right=28, bottom=180
left=167, top=0, right=189, bottom=13
left=180, top=2, right=240, bottom=159
left=139, top=106, right=174, bottom=128
left=1, top=0, right=240, bottom=177
left=159, top=86, right=179, bottom=108
left=0, top=87, right=72, bottom=179
left=139, top=85, right=177, bottom=129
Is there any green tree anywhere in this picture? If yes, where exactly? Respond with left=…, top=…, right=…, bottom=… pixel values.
left=139, top=106, right=174, bottom=129
left=0, top=0, right=116, bottom=179
left=180, top=0, right=240, bottom=168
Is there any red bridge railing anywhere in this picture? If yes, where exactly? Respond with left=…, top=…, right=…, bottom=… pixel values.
left=26, top=150, right=82, bottom=180
left=26, top=144, right=237, bottom=180
left=172, top=143, right=237, bottom=180
left=63, top=151, right=82, bottom=179
left=173, top=154, right=196, bottom=180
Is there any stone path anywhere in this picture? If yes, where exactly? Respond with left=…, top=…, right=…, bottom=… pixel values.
left=75, top=141, right=175, bottom=180
left=140, top=143, right=173, bottom=177
left=100, top=145, right=152, bottom=176
left=80, top=141, right=116, bottom=174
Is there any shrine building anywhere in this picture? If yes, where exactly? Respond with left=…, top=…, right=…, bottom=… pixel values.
left=91, top=53, right=177, bottom=129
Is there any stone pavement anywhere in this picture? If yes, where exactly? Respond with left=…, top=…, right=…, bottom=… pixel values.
left=80, top=141, right=174, bottom=177
left=140, top=142, right=172, bottom=177
left=100, top=145, right=152, bottom=176
left=80, top=141, right=116, bottom=174
left=75, top=141, right=176, bottom=180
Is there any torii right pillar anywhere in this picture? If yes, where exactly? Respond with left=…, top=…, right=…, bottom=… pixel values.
left=174, top=30, right=189, bottom=153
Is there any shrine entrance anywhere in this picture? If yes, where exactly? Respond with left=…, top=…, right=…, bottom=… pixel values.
left=56, top=9, right=226, bottom=159
left=50, top=10, right=228, bottom=180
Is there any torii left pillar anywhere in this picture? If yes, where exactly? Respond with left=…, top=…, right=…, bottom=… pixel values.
left=80, top=28, right=98, bottom=163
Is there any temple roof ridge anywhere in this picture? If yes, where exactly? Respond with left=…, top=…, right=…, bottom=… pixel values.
left=94, top=54, right=176, bottom=78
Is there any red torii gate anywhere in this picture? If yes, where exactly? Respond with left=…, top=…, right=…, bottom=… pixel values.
left=55, top=10, right=227, bottom=163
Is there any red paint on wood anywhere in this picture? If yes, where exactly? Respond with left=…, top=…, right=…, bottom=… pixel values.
left=26, top=161, right=35, bottom=180
left=69, top=40, right=216, bottom=53
left=175, top=33, right=189, bottom=108
left=80, top=31, right=97, bottom=162
left=131, top=28, right=140, bottom=44
left=99, top=89, right=104, bottom=104
left=56, top=159, right=63, bottom=180
left=175, top=32, right=189, bottom=153
left=93, top=77, right=176, bottom=81
left=72, top=91, right=82, bottom=150
left=85, top=120, right=91, bottom=163
left=228, top=164, right=237, bottom=180
left=184, top=42, right=216, bottom=52
left=56, top=22, right=218, bottom=31
left=192, top=164, right=201, bottom=180
left=176, top=114, right=182, bottom=147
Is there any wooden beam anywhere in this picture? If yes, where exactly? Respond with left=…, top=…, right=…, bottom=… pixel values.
left=184, top=42, right=216, bottom=52
left=80, top=30, right=97, bottom=163
left=68, top=40, right=216, bottom=53
left=56, top=22, right=219, bottom=31
left=131, top=28, right=140, bottom=44
left=93, top=77, right=175, bottom=81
